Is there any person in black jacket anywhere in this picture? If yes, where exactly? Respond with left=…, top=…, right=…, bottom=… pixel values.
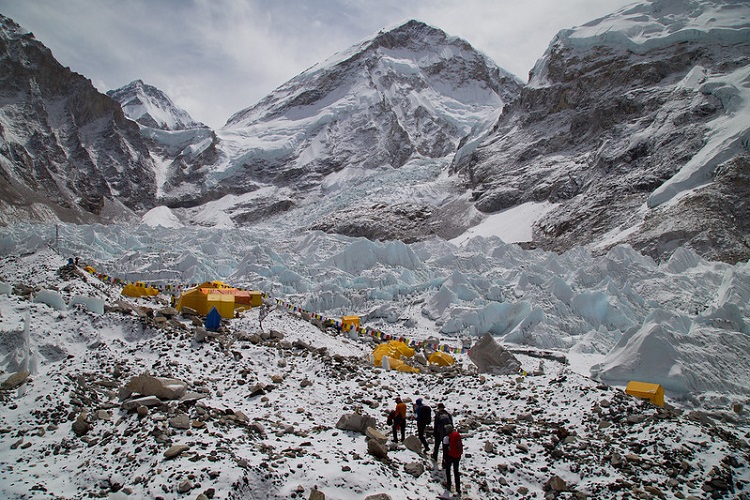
left=414, top=398, right=432, bottom=452
left=431, top=402, right=453, bottom=462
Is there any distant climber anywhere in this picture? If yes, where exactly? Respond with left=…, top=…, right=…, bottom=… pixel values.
left=441, top=423, right=463, bottom=497
left=432, top=403, right=453, bottom=462
left=392, top=396, right=407, bottom=442
left=414, top=398, right=432, bottom=452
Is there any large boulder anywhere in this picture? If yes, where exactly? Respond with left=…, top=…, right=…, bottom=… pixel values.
left=335, top=413, right=377, bottom=435
left=367, top=437, right=389, bottom=460
left=124, top=375, right=187, bottom=400
left=468, top=332, right=522, bottom=375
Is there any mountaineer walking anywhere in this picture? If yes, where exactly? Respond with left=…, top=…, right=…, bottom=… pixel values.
left=431, top=403, right=453, bottom=462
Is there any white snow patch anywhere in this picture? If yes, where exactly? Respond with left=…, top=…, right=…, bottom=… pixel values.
left=450, top=201, right=556, bottom=246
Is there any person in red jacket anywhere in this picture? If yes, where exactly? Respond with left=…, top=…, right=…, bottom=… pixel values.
left=392, top=397, right=407, bottom=442
left=441, top=424, right=463, bottom=496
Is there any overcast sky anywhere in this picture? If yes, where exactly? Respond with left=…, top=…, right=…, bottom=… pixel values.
left=0, top=0, right=635, bottom=128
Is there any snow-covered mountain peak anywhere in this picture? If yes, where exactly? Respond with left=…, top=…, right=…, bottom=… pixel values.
left=225, top=19, right=520, bottom=128
left=169, top=19, right=523, bottom=230
left=108, top=79, right=206, bottom=131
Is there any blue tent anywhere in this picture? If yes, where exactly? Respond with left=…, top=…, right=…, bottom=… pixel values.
left=205, top=306, right=221, bottom=331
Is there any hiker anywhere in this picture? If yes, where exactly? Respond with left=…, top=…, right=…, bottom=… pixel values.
left=441, top=423, right=463, bottom=497
left=414, top=398, right=431, bottom=452
left=74, top=256, right=79, bottom=266
left=431, top=402, right=453, bottom=462
left=392, top=396, right=407, bottom=442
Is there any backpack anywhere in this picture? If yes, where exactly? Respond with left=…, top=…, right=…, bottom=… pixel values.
left=417, top=404, right=431, bottom=424
left=387, top=410, right=395, bottom=426
left=436, top=411, right=453, bottom=436
left=447, top=431, right=463, bottom=458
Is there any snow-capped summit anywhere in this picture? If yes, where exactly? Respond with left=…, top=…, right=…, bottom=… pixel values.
left=108, top=79, right=206, bottom=131
left=161, top=19, right=522, bottom=229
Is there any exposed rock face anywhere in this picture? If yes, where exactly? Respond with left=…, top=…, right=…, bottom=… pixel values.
left=0, top=15, right=157, bottom=225
left=467, top=332, right=522, bottom=375
left=107, top=79, right=217, bottom=205
left=453, top=1, right=750, bottom=263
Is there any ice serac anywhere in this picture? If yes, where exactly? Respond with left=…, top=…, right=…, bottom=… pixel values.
left=167, top=20, right=522, bottom=229
left=455, top=0, right=750, bottom=264
left=0, top=15, right=157, bottom=225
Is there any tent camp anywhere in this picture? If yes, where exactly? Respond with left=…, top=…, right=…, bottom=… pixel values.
left=625, top=380, right=665, bottom=407
left=121, top=282, right=159, bottom=298
left=176, top=281, right=262, bottom=318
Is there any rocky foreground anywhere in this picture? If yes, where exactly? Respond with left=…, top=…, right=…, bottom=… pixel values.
left=1, top=252, right=749, bottom=499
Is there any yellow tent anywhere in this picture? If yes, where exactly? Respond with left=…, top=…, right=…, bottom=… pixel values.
left=177, top=282, right=236, bottom=318
left=625, top=380, right=665, bottom=407
left=121, top=282, right=159, bottom=298
left=342, top=315, right=360, bottom=331
left=428, top=351, right=455, bottom=366
left=384, top=356, right=420, bottom=373
left=372, top=340, right=415, bottom=366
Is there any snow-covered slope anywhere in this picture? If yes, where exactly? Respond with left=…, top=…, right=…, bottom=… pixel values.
left=1, top=249, right=748, bottom=499
left=107, top=80, right=216, bottom=198
left=455, top=0, right=750, bottom=263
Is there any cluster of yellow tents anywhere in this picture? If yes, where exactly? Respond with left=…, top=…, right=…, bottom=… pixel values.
left=175, top=281, right=262, bottom=318
left=122, top=280, right=264, bottom=319
left=371, top=340, right=455, bottom=373
left=121, top=282, right=159, bottom=298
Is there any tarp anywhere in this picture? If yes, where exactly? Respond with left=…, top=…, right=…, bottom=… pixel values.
left=429, top=351, right=455, bottom=366
left=121, top=282, right=159, bottom=298
left=625, top=380, right=665, bottom=407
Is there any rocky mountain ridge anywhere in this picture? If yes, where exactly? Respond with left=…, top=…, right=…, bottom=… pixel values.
left=0, top=15, right=156, bottom=225
left=453, top=0, right=750, bottom=263
left=149, top=19, right=522, bottom=218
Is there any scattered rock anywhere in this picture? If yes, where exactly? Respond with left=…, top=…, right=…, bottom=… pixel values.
left=404, top=462, right=424, bottom=477
left=163, top=444, right=190, bottom=459
left=308, top=487, right=325, bottom=500
left=467, top=332, right=522, bottom=375
left=2, top=371, right=30, bottom=390
left=124, top=375, right=187, bottom=400
left=71, top=411, right=91, bottom=437
left=367, top=437, right=389, bottom=460
left=335, top=413, right=377, bottom=435
left=545, top=475, right=567, bottom=492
